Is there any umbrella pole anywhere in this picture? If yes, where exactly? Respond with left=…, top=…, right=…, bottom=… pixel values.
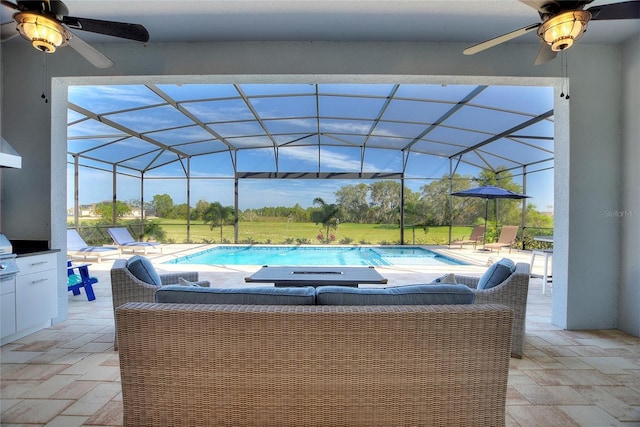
left=482, top=199, right=488, bottom=250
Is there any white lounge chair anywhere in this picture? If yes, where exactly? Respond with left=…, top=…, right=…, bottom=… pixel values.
left=67, top=229, right=121, bottom=263
left=107, top=227, right=163, bottom=255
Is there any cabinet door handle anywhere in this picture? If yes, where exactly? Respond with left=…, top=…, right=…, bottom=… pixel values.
left=30, top=261, right=49, bottom=267
left=30, top=278, right=48, bottom=285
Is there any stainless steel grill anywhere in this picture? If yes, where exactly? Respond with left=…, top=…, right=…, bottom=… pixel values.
left=0, top=234, right=20, bottom=278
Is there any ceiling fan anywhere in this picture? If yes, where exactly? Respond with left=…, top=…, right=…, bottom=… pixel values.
left=464, top=0, right=640, bottom=65
left=0, top=0, right=149, bottom=68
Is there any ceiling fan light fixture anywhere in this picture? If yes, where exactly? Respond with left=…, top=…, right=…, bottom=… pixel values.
left=539, top=10, right=591, bottom=52
left=15, top=12, right=70, bottom=53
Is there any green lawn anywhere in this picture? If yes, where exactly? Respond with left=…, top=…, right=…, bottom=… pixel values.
left=70, top=217, right=554, bottom=249
left=146, top=219, right=471, bottom=245
left=69, top=217, right=475, bottom=245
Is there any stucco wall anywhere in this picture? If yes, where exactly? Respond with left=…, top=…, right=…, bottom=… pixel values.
left=618, top=34, right=640, bottom=336
left=1, top=39, right=636, bottom=333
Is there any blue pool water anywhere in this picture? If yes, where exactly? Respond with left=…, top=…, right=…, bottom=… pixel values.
left=165, top=246, right=469, bottom=267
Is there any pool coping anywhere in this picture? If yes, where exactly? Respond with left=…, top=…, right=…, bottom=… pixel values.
left=155, top=244, right=484, bottom=269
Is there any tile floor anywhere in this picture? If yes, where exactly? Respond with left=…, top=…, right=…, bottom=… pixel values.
left=1, top=246, right=640, bottom=426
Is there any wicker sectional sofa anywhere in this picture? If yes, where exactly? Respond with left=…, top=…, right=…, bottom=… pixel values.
left=116, top=284, right=514, bottom=427
left=457, top=261, right=530, bottom=358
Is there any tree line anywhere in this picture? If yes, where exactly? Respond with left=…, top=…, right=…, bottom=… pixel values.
left=91, top=168, right=553, bottom=233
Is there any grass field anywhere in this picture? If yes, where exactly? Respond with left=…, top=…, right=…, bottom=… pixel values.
left=162, top=221, right=462, bottom=245
left=71, top=217, right=474, bottom=246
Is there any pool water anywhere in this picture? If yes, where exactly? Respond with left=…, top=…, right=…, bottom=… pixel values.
left=165, top=245, right=468, bottom=267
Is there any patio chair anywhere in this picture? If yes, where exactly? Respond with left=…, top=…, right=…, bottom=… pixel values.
left=67, top=229, right=121, bottom=263
left=484, top=225, right=519, bottom=253
left=450, top=225, right=485, bottom=249
left=455, top=261, right=530, bottom=358
left=67, top=260, right=98, bottom=301
left=107, top=227, right=163, bottom=255
left=110, top=256, right=210, bottom=350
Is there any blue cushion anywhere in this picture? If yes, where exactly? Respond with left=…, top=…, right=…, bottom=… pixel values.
left=477, top=258, right=515, bottom=290
left=155, top=285, right=317, bottom=305
left=316, top=284, right=475, bottom=305
left=126, top=255, right=162, bottom=286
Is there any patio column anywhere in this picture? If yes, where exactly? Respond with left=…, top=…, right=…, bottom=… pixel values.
left=73, top=155, right=79, bottom=229
left=521, top=165, right=527, bottom=249
left=140, top=173, right=145, bottom=230
left=186, top=158, right=191, bottom=243
left=400, top=175, right=405, bottom=245
left=112, top=164, right=117, bottom=226
left=234, top=177, right=239, bottom=243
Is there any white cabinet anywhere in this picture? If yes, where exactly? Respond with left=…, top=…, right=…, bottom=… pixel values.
left=15, top=253, right=58, bottom=331
left=0, top=275, right=16, bottom=338
left=1, top=252, right=59, bottom=344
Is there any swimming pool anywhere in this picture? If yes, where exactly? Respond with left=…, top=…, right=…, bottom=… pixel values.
left=165, top=245, right=469, bottom=267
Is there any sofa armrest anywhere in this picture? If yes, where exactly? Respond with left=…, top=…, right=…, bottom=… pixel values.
left=469, top=263, right=530, bottom=358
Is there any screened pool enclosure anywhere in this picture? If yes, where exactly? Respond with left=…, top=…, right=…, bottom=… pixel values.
left=67, top=82, right=554, bottom=244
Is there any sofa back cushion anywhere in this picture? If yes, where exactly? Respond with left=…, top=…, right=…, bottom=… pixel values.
left=126, top=255, right=162, bottom=286
left=477, top=258, right=516, bottom=290
left=316, top=284, right=475, bottom=305
left=155, top=285, right=316, bottom=305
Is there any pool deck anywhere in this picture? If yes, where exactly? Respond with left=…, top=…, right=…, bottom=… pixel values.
left=27, top=244, right=640, bottom=427
left=85, top=243, right=543, bottom=288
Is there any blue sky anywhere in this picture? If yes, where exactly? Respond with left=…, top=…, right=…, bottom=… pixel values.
left=67, top=83, right=555, bottom=212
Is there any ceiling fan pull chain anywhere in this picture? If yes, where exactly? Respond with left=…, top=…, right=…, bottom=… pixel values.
left=559, top=52, right=570, bottom=100
left=41, top=52, right=49, bottom=104
left=564, top=51, right=570, bottom=100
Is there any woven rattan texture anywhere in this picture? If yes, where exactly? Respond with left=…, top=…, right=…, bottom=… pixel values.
left=117, top=303, right=513, bottom=426
left=456, top=262, right=530, bottom=358
left=110, top=259, right=208, bottom=349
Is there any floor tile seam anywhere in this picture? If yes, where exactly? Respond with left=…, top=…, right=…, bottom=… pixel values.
left=577, top=358, right=640, bottom=374
left=53, top=378, right=110, bottom=401
left=2, top=363, right=71, bottom=378
left=554, top=404, right=626, bottom=424
left=1, top=400, right=77, bottom=425
left=520, top=367, right=622, bottom=385
left=58, top=354, right=114, bottom=375
left=570, top=389, right=640, bottom=423
left=14, top=373, right=85, bottom=397
left=593, top=384, right=640, bottom=408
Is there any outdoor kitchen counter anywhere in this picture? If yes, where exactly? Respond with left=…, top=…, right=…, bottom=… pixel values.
left=10, top=239, right=60, bottom=256
left=15, top=249, right=60, bottom=257
left=2, top=249, right=60, bottom=345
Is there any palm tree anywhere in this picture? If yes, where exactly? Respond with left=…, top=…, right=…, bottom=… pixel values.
left=310, top=197, right=340, bottom=244
left=203, top=202, right=234, bottom=243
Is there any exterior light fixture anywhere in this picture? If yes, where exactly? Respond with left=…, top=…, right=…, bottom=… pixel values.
left=538, top=10, right=591, bottom=52
left=15, top=12, right=70, bottom=53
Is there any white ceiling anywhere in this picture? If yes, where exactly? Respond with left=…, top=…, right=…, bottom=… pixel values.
left=2, top=0, right=638, bottom=47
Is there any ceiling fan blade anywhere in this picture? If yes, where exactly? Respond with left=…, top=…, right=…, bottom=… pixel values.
left=68, top=33, right=114, bottom=68
left=62, top=16, right=149, bottom=42
left=463, top=23, right=540, bottom=55
left=533, top=42, right=557, bottom=65
left=587, top=1, right=640, bottom=20
left=0, top=0, right=18, bottom=11
left=1, top=20, right=18, bottom=41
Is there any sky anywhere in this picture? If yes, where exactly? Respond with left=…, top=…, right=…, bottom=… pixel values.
left=66, top=82, right=555, bottom=213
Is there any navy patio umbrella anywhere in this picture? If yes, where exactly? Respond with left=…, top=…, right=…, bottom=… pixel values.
left=451, top=185, right=530, bottom=249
